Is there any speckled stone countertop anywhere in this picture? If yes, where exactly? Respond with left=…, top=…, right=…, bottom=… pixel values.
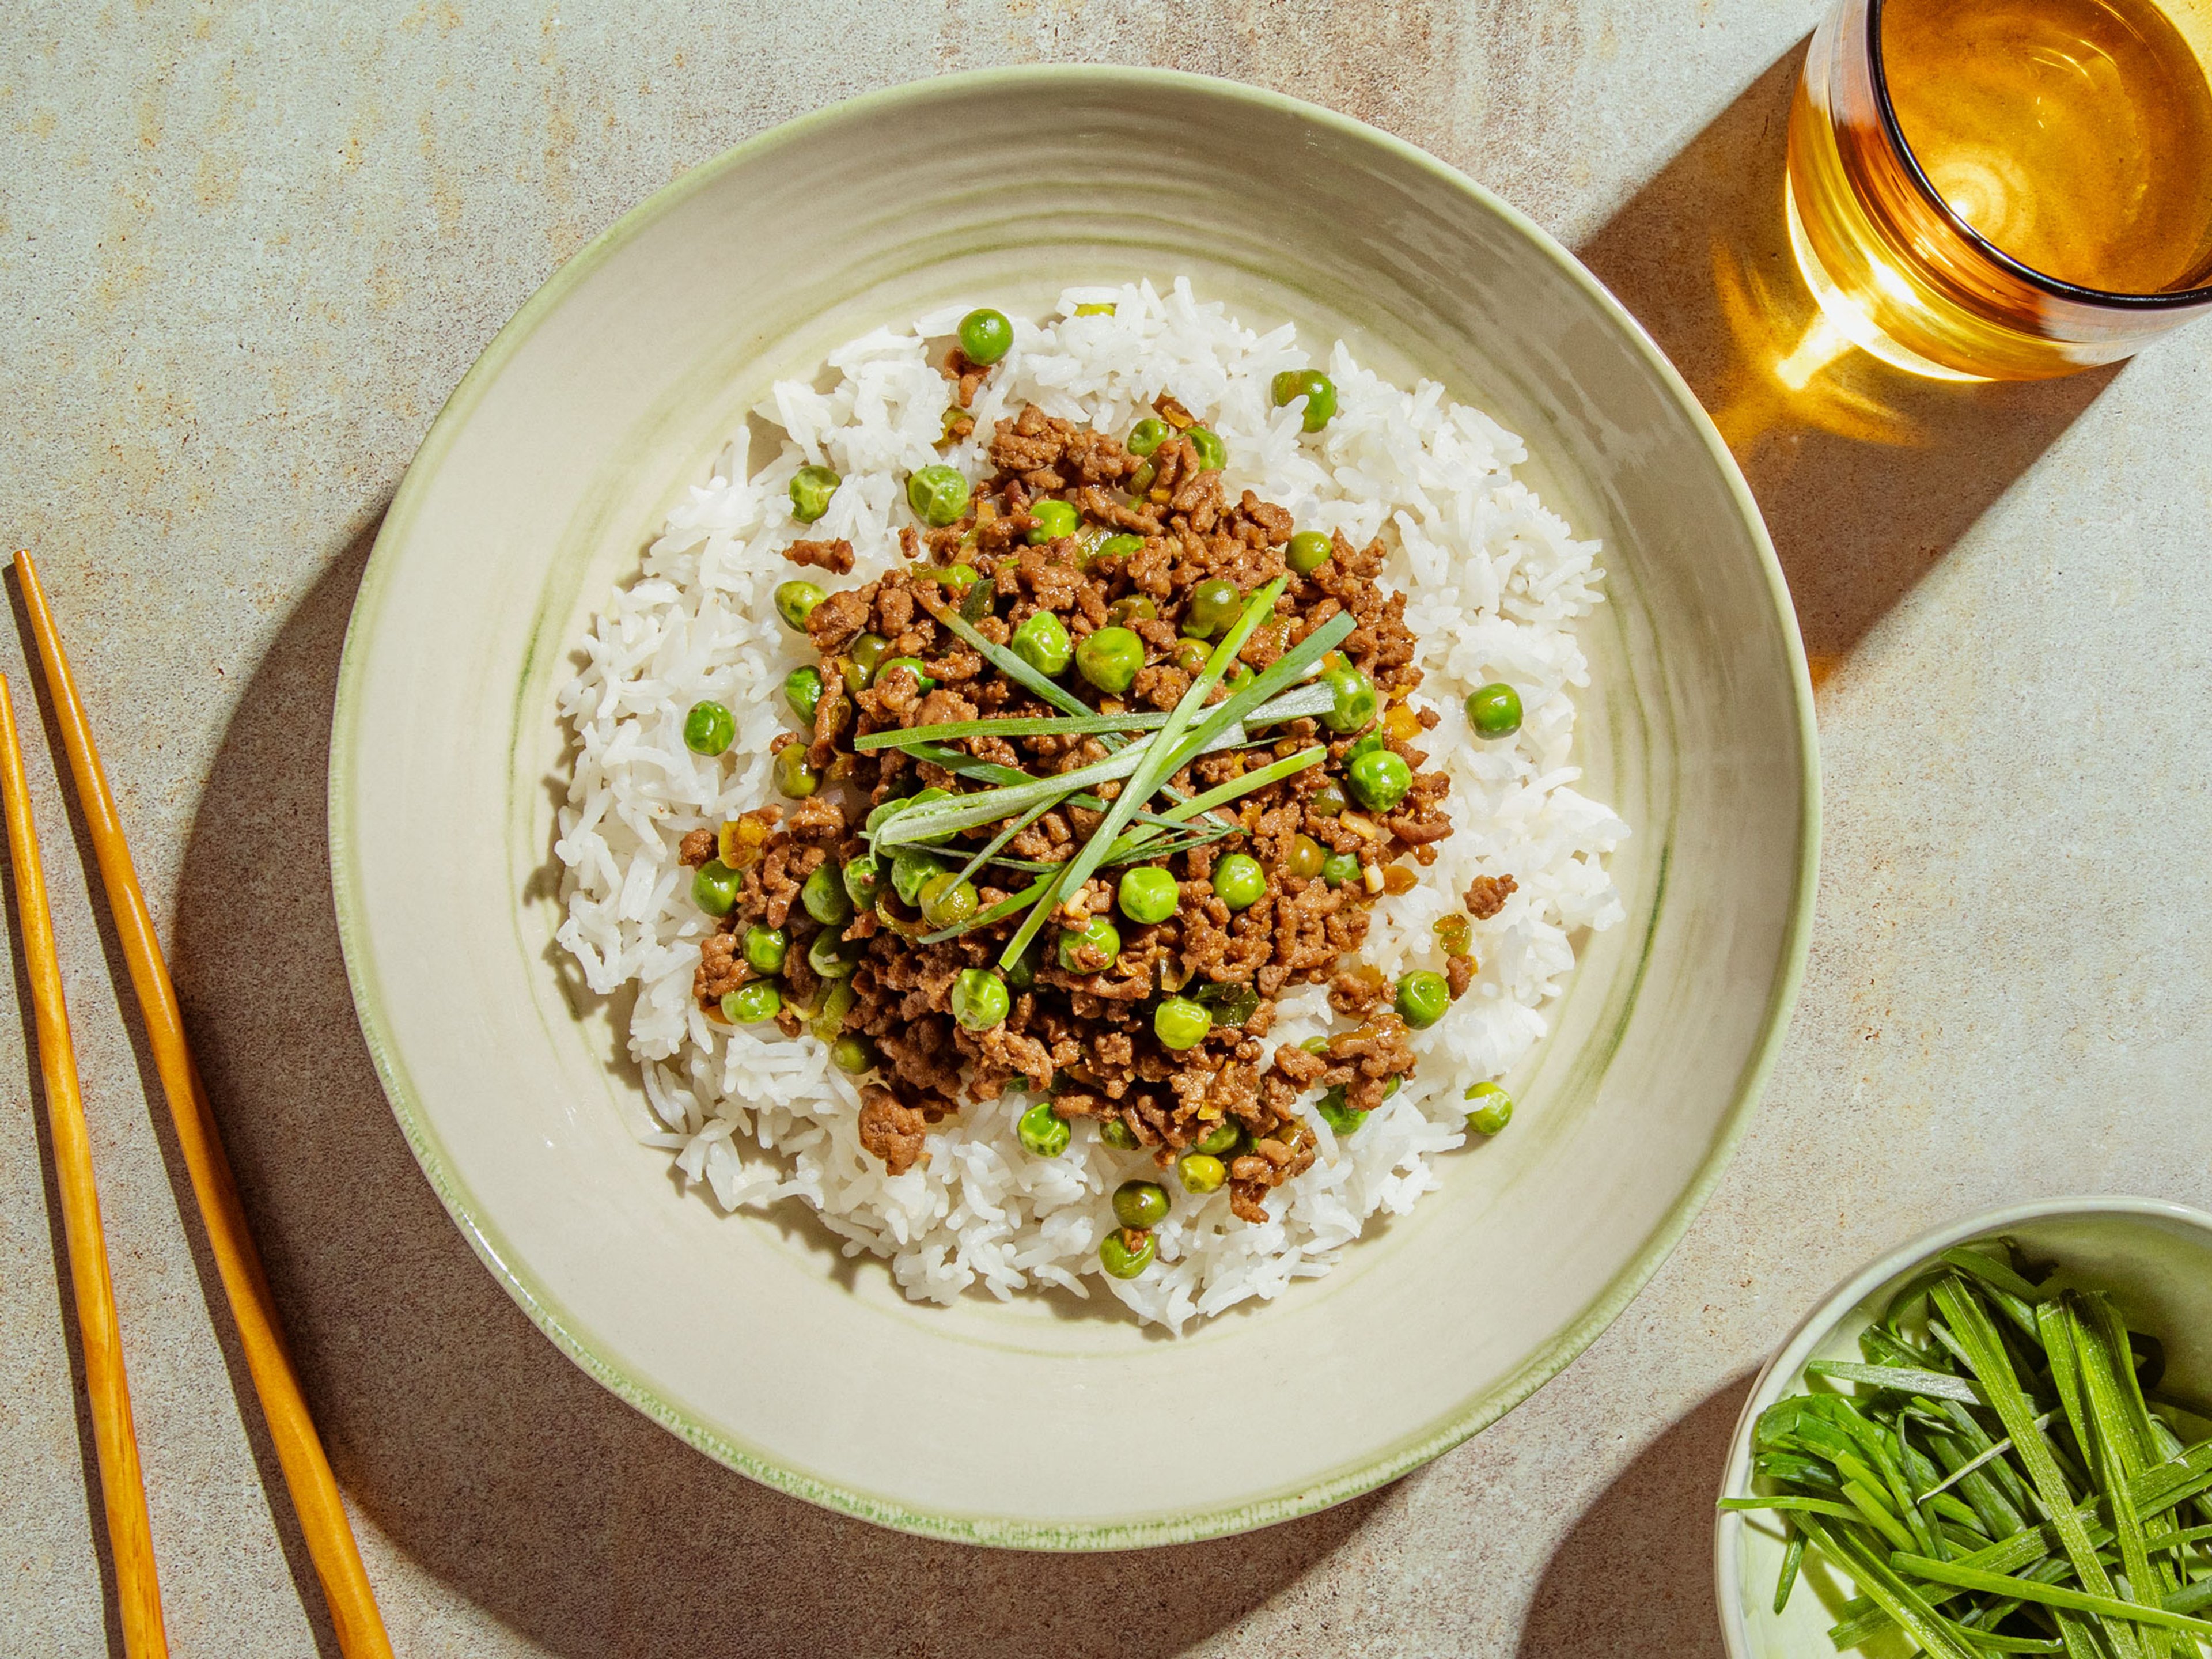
left=3, top=5, right=2207, bottom=1654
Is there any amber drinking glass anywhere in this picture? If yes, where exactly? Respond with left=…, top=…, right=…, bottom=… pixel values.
left=1788, top=0, right=2212, bottom=380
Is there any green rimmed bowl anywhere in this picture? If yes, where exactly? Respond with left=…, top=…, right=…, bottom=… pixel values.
left=1717, top=1197, right=2212, bottom=1656
left=331, top=66, right=1816, bottom=1548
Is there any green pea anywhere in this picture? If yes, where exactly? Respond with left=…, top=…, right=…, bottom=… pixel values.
left=1321, top=851, right=1361, bottom=889
left=1187, top=426, right=1226, bottom=471
left=1106, top=594, right=1156, bottom=626
left=1287, top=834, right=1325, bottom=880
left=810, top=980, right=857, bottom=1043
left=1127, top=417, right=1169, bottom=457
left=782, top=667, right=824, bottom=726
left=808, top=929, right=864, bottom=978
left=1309, top=781, right=1346, bottom=818
left=1183, top=577, right=1243, bottom=639
left=841, top=853, right=881, bottom=911
left=1018, top=1100, right=1071, bottom=1157
left=1100, top=1228, right=1155, bottom=1278
left=801, top=862, right=853, bottom=926
left=1344, top=730, right=1386, bottom=763
left=773, top=745, right=819, bottom=800
left=876, top=657, right=937, bottom=694
left=950, top=967, right=1009, bottom=1030
left=1211, top=853, right=1266, bottom=912
left=1225, top=662, right=1254, bottom=692
left=1395, top=969, right=1450, bottom=1029
left=1177, top=1153, right=1226, bottom=1195
left=1118, top=866, right=1180, bottom=925
left=1172, top=637, right=1210, bottom=676
left=934, top=561, right=980, bottom=594
left=1027, top=499, right=1078, bottom=544
left=1347, top=748, right=1412, bottom=811
left=891, top=849, right=944, bottom=907
left=1193, top=1120, right=1243, bottom=1156
left=1320, top=662, right=1377, bottom=733
left=1112, top=1179, right=1171, bottom=1229
left=789, top=464, right=841, bottom=524
left=830, top=1033, right=877, bottom=1074
left=1464, top=1081, right=1514, bottom=1137
left=1315, top=1089, right=1366, bottom=1136
left=1075, top=626, right=1144, bottom=695
left=957, top=306, right=1013, bottom=366
left=741, top=925, right=788, bottom=975
left=774, top=580, right=825, bottom=632
left=1467, top=682, right=1524, bottom=738
left=683, top=700, right=735, bottom=756
left=919, top=872, right=977, bottom=930
left=1098, top=1115, right=1139, bottom=1150
left=1058, top=914, right=1122, bottom=972
left=1003, top=934, right=1045, bottom=993
left=844, top=633, right=890, bottom=695
left=1271, top=368, right=1338, bottom=431
left=1011, top=610, right=1073, bottom=676
left=692, top=860, right=741, bottom=916
left=1093, top=532, right=1142, bottom=564
left=721, top=980, right=782, bottom=1024
left=906, top=464, right=972, bottom=527
left=1154, top=995, right=1211, bottom=1051
left=1286, top=530, right=1333, bottom=574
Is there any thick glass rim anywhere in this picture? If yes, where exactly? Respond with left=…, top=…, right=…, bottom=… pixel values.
left=1865, top=0, right=2212, bottom=309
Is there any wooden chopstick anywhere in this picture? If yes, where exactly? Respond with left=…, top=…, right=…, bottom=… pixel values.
left=0, top=671, right=169, bottom=1659
left=12, top=552, right=395, bottom=1659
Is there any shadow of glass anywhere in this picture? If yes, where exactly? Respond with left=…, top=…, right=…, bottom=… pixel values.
left=169, top=524, right=1385, bottom=1657
left=1576, top=43, right=2120, bottom=682
left=1514, top=1372, right=1756, bottom=1659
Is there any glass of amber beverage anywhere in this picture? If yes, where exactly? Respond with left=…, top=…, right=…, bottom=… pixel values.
left=1787, top=0, right=2212, bottom=379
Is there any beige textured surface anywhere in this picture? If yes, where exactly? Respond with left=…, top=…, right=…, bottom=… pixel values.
left=0, top=4, right=2205, bottom=1655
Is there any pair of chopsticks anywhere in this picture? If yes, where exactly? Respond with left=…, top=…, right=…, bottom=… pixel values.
left=2, top=552, right=393, bottom=1658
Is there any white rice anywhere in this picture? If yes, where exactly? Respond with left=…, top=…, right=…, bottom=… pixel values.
left=552, top=279, right=1628, bottom=1332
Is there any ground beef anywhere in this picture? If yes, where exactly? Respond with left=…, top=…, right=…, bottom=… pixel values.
left=858, top=1085, right=929, bottom=1175
left=678, top=828, right=716, bottom=867
left=685, top=401, right=1466, bottom=1207
left=784, top=537, right=855, bottom=575
left=1446, top=953, right=1476, bottom=999
left=1465, top=873, right=1518, bottom=919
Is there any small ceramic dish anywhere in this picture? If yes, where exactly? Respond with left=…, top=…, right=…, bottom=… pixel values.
left=334, top=66, right=1817, bottom=1547
left=1715, top=1196, right=2212, bottom=1656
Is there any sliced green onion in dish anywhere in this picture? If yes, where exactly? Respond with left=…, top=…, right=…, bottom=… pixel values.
left=1723, top=1245, right=2212, bottom=1659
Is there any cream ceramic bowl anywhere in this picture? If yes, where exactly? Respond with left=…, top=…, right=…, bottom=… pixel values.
left=1717, top=1197, right=2212, bottom=1656
left=332, top=67, right=1816, bottom=1548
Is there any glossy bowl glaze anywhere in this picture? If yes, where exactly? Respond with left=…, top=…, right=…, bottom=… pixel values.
left=1717, top=1197, right=2212, bottom=1656
left=332, top=66, right=1817, bottom=1548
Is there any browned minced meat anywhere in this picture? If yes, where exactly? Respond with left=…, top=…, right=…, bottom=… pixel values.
left=858, top=1085, right=929, bottom=1175
left=1446, top=953, right=1476, bottom=999
left=1465, top=873, right=1518, bottom=920
left=783, top=537, right=855, bottom=575
left=691, top=399, right=1465, bottom=1209
left=678, top=828, right=716, bottom=867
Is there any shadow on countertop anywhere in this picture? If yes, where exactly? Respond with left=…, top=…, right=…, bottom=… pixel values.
left=1514, top=1374, right=1754, bottom=1659
left=168, top=529, right=1382, bottom=1659
left=1577, top=43, right=2120, bottom=680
